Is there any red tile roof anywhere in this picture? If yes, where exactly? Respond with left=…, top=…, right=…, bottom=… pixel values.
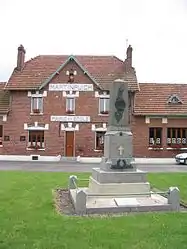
left=6, top=55, right=139, bottom=91
left=134, top=83, right=187, bottom=115
left=0, top=82, right=6, bottom=89
left=0, top=82, right=10, bottom=113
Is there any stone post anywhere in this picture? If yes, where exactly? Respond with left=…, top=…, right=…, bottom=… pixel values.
left=167, top=187, right=180, bottom=211
left=75, top=189, right=87, bottom=215
left=68, top=175, right=78, bottom=190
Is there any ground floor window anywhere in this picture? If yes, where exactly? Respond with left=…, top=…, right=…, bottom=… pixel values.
left=95, top=131, right=106, bottom=150
left=167, top=128, right=187, bottom=146
left=149, top=127, right=162, bottom=146
left=0, top=125, right=3, bottom=146
left=28, top=130, right=44, bottom=149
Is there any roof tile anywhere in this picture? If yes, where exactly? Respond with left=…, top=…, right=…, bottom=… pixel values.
left=0, top=82, right=10, bottom=113
left=6, top=55, right=139, bottom=91
left=134, top=83, right=187, bottom=115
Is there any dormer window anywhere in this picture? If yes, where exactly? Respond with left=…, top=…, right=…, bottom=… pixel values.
left=167, top=94, right=182, bottom=104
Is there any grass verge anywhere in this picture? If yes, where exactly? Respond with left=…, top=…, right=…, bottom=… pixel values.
left=0, top=171, right=186, bottom=249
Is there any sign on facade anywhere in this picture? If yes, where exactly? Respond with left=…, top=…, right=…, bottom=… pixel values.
left=49, top=84, right=94, bottom=91
left=50, top=116, right=91, bottom=122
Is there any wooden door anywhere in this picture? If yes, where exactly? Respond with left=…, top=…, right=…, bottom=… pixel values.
left=65, top=131, right=74, bottom=157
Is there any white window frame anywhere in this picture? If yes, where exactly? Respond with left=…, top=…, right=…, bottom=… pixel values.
left=31, top=96, right=43, bottom=114
left=95, top=91, right=110, bottom=115
left=99, top=98, right=109, bottom=114
left=66, top=97, right=75, bottom=114
left=28, top=91, right=46, bottom=115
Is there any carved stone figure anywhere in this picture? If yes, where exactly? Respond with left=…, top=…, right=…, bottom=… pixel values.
left=114, top=85, right=126, bottom=123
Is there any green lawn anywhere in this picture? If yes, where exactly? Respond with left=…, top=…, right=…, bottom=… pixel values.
left=0, top=171, right=187, bottom=249
left=148, top=173, right=187, bottom=203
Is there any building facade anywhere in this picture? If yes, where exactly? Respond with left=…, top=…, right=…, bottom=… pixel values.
left=133, top=83, right=187, bottom=158
left=0, top=45, right=186, bottom=158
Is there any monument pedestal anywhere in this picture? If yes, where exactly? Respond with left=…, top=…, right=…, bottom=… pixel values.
left=88, top=177, right=150, bottom=196
left=88, top=168, right=150, bottom=196
left=103, top=129, right=134, bottom=170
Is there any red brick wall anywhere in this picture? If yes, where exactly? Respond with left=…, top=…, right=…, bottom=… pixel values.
left=2, top=60, right=109, bottom=156
left=46, top=60, right=108, bottom=157
left=2, top=90, right=62, bottom=156
left=133, top=116, right=187, bottom=158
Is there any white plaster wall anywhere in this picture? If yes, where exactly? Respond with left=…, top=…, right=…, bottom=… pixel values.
left=0, top=155, right=61, bottom=161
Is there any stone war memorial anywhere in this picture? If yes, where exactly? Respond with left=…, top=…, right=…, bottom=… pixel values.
left=68, top=79, right=180, bottom=215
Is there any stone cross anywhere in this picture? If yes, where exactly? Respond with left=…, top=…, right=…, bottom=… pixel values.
left=118, top=146, right=124, bottom=156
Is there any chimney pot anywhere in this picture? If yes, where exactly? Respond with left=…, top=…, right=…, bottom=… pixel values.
left=127, top=45, right=133, bottom=59
left=125, top=44, right=133, bottom=68
left=17, top=44, right=26, bottom=71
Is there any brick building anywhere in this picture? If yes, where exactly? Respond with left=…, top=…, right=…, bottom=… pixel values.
left=0, top=45, right=186, bottom=158
left=134, top=83, right=187, bottom=158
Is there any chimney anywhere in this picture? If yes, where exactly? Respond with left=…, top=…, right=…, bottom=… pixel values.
left=17, top=44, right=26, bottom=71
left=126, top=45, right=133, bottom=68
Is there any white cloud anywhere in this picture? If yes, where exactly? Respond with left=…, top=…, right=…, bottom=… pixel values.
left=0, top=0, right=187, bottom=83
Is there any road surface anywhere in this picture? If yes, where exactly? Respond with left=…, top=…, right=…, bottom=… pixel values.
left=0, top=161, right=186, bottom=172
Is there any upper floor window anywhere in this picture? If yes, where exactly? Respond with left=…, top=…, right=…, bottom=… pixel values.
left=66, top=97, right=75, bottom=114
left=28, top=90, right=47, bottom=115
left=99, top=98, right=109, bottom=115
left=149, top=127, right=162, bottom=146
left=31, top=97, right=43, bottom=114
left=167, top=128, right=187, bottom=146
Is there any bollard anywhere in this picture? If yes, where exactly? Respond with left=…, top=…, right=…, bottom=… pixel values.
left=168, top=187, right=180, bottom=211
left=75, top=189, right=87, bottom=215
left=68, top=175, right=78, bottom=190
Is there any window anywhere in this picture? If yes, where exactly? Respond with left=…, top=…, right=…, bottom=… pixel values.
left=20, top=136, right=26, bottom=141
left=31, top=97, right=43, bottom=114
left=149, top=127, right=162, bottom=146
left=0, top=125, right=3, bottom=146
left=167, top=128, right=187, bottom=146
left=167, top=94, right=182, bottom=104
left=4, top=136, right=10, bottom=141
left=66, top=97, right=75, bottom=114
left=28, top=131, right=44, bottom=149
left=95, top=131, right=106, bottom=150
left=99, top=98, right=109, bottom=114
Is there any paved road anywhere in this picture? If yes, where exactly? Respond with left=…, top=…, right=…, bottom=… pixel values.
left=0, top=161, right=187, bottom=173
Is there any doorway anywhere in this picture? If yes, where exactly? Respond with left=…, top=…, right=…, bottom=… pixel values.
left=65, top=131, right=74, bottom=157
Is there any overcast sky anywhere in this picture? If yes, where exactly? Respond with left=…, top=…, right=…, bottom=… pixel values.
left=0, top=0, right=187, bottom=83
